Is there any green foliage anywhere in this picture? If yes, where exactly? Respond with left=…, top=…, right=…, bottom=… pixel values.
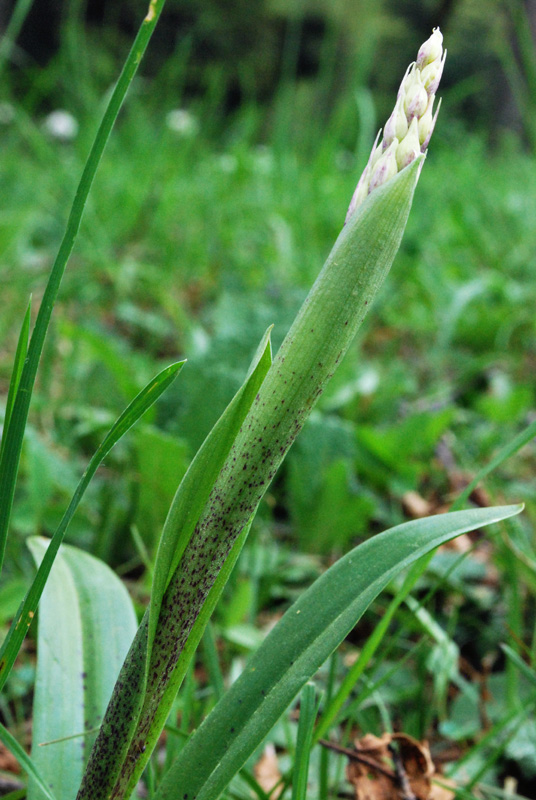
left=0, top=360, right=184, bottom=696
left=152, top=507, right=520, bottom=800
left=27, top=538, right=137, bottom=800
left=1, top=4, right=536, bottom=799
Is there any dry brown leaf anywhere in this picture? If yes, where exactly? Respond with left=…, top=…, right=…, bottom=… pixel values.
left=392, top=733, right=434, bottom=800
left=468, top=485, right=491, bottom=508
left=254, top=743, right=283, bottom=798
left=439, top=532, right=473, bottom=553
left=402, top=491, right=434, bottom=519
left=447, top=469, right=473, bottom=494
left=345, top=732, right=440, bottom=800
left=0, top=741, right=21, bottom=773
left=346, top=734, right=395, bottom=800
left=430, top=776, right=457, bottom=799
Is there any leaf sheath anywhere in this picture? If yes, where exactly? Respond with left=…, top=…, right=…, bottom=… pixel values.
left=103, top=158, right=424, bottom=798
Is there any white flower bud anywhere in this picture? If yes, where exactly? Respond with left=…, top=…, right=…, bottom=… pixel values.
left=404, top=72, right=428, bottom=119
left=422, top=50, right=446, bottom=96
left=399, top=63, right=417, bottom=100
left=420, top=97, right=442, bottom=151
left=166, top=108, right=199, bottom=136
left=418, top=96, right=434, bottom=145
left=345, top=167, right=371, bottom=223
left=345, top=28, right=445, bottom=220
left=370, top=139, right=384, bottom=168
left=383, top=95, right=409, bottom=147
left=44, top=110, right=78, bottom=141
left=416, top=27, right=443, bottom=69
left=369, top=139, right=399, bottom=192
left=396, top=117, right=421, bottom=169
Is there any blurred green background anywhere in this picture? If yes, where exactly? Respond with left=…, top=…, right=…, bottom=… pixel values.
left=1, top=0, right=536, bottom=790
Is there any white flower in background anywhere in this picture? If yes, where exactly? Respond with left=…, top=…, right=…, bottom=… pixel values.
left=217, top=154, right=238, bottom=173
left=165, top=108, right=199, bottom=137
left=44, top=109, right=79, bottom=141
left=0, top=102, right=15, bottom=125
left=346, top=28, right=445, bottom=221
left=252, top=145, right=274, bottom=175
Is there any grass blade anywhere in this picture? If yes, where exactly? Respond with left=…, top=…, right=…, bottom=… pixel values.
left=0, top=0, right=36, bottom=74
left=0, top=299, right=31, bottom=463
left=0, top=361, right=184, bottom=692
left=152, top=505, right=522, bottom=800
left=0, top=722, right=56, bottom=800
left=0, top=0, right=169, bottom=577
left=501, top=643, right=536, bottom=688
left=202, top=623, right=225, bottom=703
left=314, top=554, right=429, bottom=742
left=291, top=683, right=318, bottom=800
left=448, top=700, right=536, bottom=785
left=465, top=702, right=535, bottom=791
left=451, top=418, right=536, bottom=511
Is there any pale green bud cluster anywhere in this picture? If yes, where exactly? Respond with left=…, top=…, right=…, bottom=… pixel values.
left=346, top=28, right=445, bottom=222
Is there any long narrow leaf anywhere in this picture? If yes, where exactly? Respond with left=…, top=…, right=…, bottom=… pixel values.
left=153, top=505, right=522, bottom=800
left=149, top=327, right=272, bottom=656
left=451, top=417, right=536, bottom=510
left=314, top=553, right=429, bottom=741
left=0, top=361, right=184, bottom=692
left=77, top=331, right=272, bottom=800
left=501, top=644, right=536, bottom=688
left=0, top=0, right=169, bottom=577
left=0, top=299, right=31, bottom=463
left=0, top=722, right=56, bottom=800
left=291, top=683, right=318, bottom=800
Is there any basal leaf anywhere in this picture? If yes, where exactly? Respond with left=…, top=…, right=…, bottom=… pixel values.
left=0, top=362, right=184, bottom=693
left=149, top=328, right=272, bottom=657
left=27, top=538, right=137, bottom=800
left=77, top=331, right=272, bottom=800
left=153, top=505, right=522, bottom=800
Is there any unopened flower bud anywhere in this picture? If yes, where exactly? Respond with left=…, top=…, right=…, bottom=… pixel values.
left=421, top=51, right=446, bottom=96
left=345, top=131, right=382, bottom=222
left=399, top=63, right=416, bottom=100
left=344, top=168, right=370, bottom=223
left=416, top=27, right=443, bottom=69
left=383, top=95, right=409, bottom=146
left=370, top=139, right=384, bottom=167
left=418, top=96, right=434, bottom=145
left=420, top=97, right=442, bottom=151
left=369, top=139, right=398, bottom=192
left=404, top=73, right=428, bottom=119
left=396, top=117, right=421, bottom=169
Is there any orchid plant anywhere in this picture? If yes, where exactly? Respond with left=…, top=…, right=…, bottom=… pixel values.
left=0, top=7, right=523, bottom=800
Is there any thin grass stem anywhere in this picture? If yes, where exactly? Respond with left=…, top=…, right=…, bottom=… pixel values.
left=291, top=683, right=318, bottom=800
left=0, top=0, right=168, bottom=576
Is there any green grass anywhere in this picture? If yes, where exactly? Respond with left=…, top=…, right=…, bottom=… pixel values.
left=2, top=104, right=535, bottom=541
left=1, top=45, right=536, bottom=798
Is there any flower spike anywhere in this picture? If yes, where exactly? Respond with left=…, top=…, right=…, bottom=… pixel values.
left=346, top=28, right=445, bottom=222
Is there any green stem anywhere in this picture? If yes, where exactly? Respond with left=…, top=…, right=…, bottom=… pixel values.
left=0, top=0, right=36, bottom=75
left=91, top=157, right=424, bottom=799
left=0, top=0, right=167, bottom=576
